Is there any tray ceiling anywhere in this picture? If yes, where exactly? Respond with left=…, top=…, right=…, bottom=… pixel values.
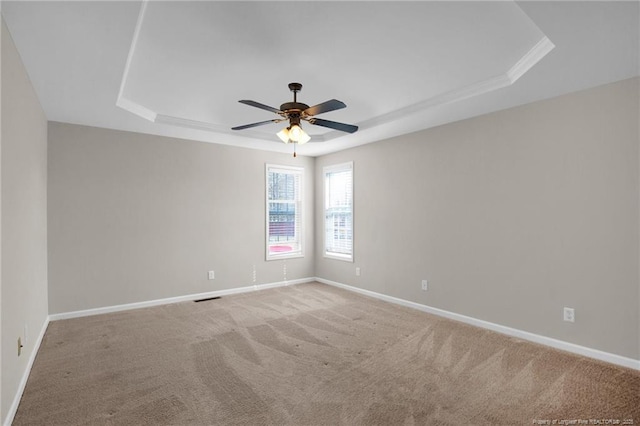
left=2, top=1, right=638, bottom=156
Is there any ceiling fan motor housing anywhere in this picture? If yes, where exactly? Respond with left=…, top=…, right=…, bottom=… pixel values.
left=282, top=82, right=308, bottom=119
left=280, top=102, right=310, bottom=116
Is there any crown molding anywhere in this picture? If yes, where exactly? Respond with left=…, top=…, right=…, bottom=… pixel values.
left=508, top=36, right=555, bottom=83
left=155, top=114, right=237, bottom=134
left=115, top=96, right=156, bottom=122
left=115, top=0, right=150, bottom=120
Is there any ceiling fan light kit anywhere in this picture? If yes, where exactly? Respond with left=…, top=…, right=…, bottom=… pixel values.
left=232, top=82, right=358, bottom=156
left=277, top=124, right=311, bottom=145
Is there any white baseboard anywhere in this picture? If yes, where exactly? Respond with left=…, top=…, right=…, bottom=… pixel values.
left=49, top=277, right=314, bottom=321
left=316, top=277, right=640, bottom=371
left=4, top=316, right=50, bottom=426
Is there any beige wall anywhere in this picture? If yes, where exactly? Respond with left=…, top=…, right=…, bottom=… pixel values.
left=1, top=19, right=49, bottom=422
left=48, top=123, right=314, bottom=314
left=316, top=77, right=640, bottom=360
left=1, top=12, right=4, bottom=419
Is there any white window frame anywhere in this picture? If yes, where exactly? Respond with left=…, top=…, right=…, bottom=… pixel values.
left=323, top=162, right=354, bottom=262
left=265, top=164, right=304, bottom=261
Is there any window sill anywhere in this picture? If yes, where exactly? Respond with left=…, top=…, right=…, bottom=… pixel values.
left=324, top=253, right=353, bottom=263
left=266, top=252, right=304, bottom=261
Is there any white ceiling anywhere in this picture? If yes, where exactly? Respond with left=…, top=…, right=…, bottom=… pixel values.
left=2, top=1, right=638, bottom=157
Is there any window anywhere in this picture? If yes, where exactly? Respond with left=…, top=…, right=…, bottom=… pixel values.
left=266, top=164, right=303, bottom=260
left=324, top=162, right=353, bottom=261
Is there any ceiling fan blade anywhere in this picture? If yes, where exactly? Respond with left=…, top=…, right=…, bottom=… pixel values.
left=238, top=100, right=282, bottom=114
left=232, top=119, right=278, bottom=131
left=309, top=118, right=358, bottom=133
left=304, top=99, right=346, bottom=117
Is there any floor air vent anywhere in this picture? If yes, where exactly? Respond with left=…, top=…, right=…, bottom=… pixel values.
left=194, top=296, right=222, bottom=303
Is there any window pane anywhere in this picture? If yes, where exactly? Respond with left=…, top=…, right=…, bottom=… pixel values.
left=268, top=172, right=296, bottom=201
left=268, top=202, right=296, bottom=243
left=324, top=163, right=353, bottom=261
left=266, top=165, right=303, bottom=260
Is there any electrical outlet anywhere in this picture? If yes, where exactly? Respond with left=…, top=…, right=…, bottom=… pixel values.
left=355, top=267, right=361, bottom=276
left=208, top=270, right=215, bottom=280
left=563, top=307, right=575, bottom=323
left=421, top=280, right=428, bottom=291
left=18, top=337, right=23, bottom=356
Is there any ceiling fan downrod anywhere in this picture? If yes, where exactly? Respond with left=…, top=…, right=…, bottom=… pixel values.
left=289, top=82, right=302, bottom=103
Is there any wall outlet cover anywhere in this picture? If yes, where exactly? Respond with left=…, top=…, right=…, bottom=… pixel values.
left=563, top=307, right=575, bottom=322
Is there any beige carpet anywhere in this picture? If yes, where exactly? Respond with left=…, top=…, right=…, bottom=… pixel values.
left=13, top=282, right=640, bottom=425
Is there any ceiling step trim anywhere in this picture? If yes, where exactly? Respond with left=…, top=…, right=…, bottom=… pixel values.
left=115, top=0, right=149, bottom=121
left=507, top=36, right=556, bottom=83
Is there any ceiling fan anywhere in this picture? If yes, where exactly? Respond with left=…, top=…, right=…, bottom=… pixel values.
left=232, top=82, right=358, bottom=156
